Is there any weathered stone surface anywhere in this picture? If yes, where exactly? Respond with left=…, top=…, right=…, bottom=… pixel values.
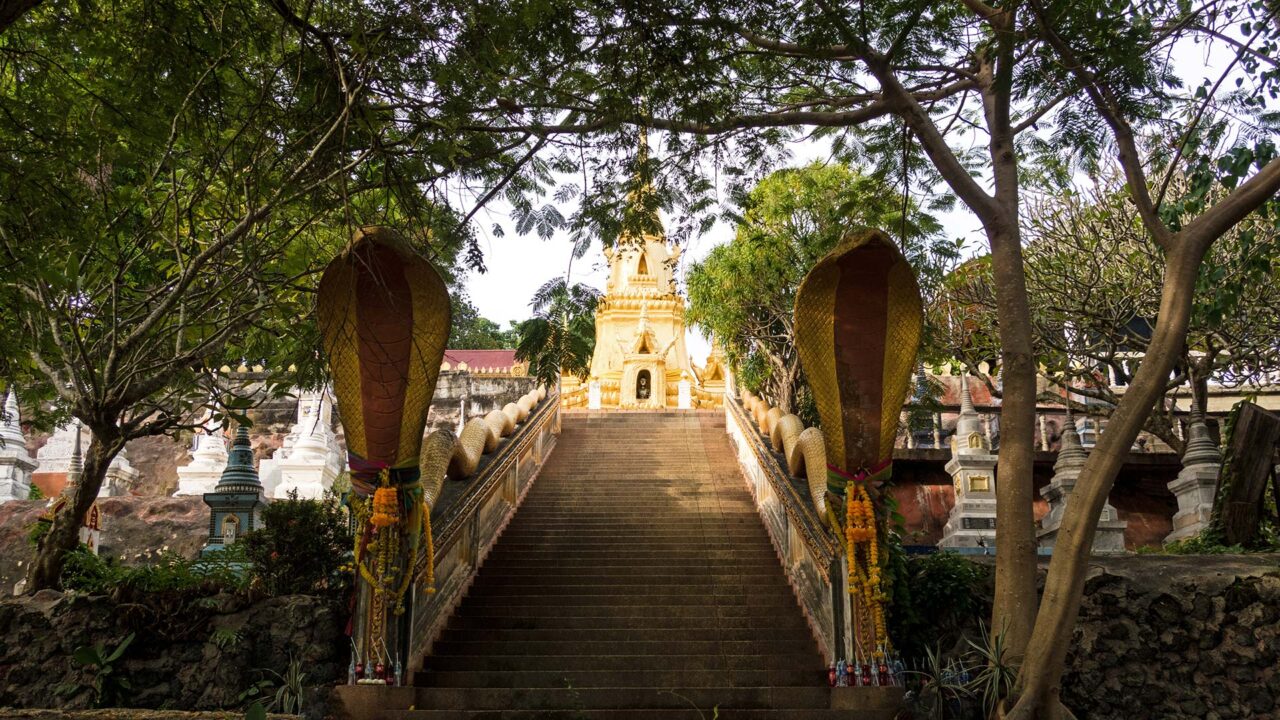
left=0, top=497, right=209, bottom=592
left=0, top=592, right=344, bottom=712
left=1059, top=555, right=1280, bottom=719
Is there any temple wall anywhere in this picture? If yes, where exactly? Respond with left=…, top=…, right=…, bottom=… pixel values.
left=426, top=371, right=538, bottom=435
left=888, top=451, right=1181, bottom=550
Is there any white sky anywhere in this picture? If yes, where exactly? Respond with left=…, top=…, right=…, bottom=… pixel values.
left=460, top=37, right=1236, bottom=368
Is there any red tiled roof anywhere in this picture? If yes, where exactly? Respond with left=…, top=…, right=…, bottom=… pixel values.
left=443, top=349, right=519, bottom=369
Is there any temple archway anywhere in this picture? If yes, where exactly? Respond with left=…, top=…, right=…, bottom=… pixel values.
left=636, top=369, right=651, bottom=400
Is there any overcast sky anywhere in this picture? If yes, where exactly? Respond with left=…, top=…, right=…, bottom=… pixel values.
left=459, top=37, right=1235, bottom=368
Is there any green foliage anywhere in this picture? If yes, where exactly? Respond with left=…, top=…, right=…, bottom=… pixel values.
left=241, top=491, right=353, bottom=597
left=451, top=290, right=518, bottom=349
left=26, top=517, right=49, bottom=549
left=965, top=622, right=1020, bottom=717
left=902, top=645, right=973, bottom=720
left=900, top=623, right=1019, bottom=720
left=70, top=633, right=135, bottom=708
left=26, top=484, right=43, bottom=500
left=269, top=655, right=307, bottom=715
left=687, top=163, right=949, bottom=412
left=887, top=552, right=990, bottom=664
left=210, top=627, right=243, bottom=651
left=240, top=655, right=306, bottom=715
left=932, top=181, right=1280, bottom=443
left=244, top=702, right=268, bottom=720
left=1153, top=525, right=1280, bottom=555
left=60, top=545, right=250, bottom=595
left=514, top=278, right=602, bottom=387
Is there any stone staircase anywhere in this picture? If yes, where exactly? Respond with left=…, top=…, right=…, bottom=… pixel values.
left=398, top=410, right=847, bottom=719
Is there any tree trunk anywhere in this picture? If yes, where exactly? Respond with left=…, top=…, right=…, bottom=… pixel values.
left=0, top=0, right=42, bottom=35
left=985, top=219, right=1040, bottom=659
left=773, top=372, right=794, bottom=416
left=1007, top=245, right=1204, bottom=718
left=25, top=429, right=121, bottom=592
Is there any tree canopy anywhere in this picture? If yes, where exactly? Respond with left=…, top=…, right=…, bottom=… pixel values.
left=936, top=179, right=1280, bottom=452
left=450, top=291, right=519, bottom=349
left=514, top=278, right=601, bottom=387
left=687, top=162, right=950, bottom=419
left=0, top=0, right=552, bottom=591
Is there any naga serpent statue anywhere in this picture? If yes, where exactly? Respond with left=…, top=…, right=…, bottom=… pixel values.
left=317, top=227, right=548, bottom=676
left=792, top=228, right=923, bottom=663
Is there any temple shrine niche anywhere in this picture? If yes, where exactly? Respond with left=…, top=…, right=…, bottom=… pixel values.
left=562, top=206, right=721, bottom=410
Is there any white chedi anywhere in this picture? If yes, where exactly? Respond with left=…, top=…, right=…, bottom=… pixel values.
left=0, top=389, right=36, bottom=503
left=260, top=389, right=343, bottom=499
left=36, top=420, right=138, bottom=497
left=173, top=411, right=229, bottom=497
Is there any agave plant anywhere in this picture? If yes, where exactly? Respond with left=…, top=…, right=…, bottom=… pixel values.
left=965, top=621, right=1020, bottom=718
left=902, top=645, right=974, bottom=720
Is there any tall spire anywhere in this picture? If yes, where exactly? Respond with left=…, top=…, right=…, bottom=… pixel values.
left=1, top=389, right=24, bottom=449
left=68, top=420, right=83, bottom=486
left=956, top=374, right=980, bottom=438
left=214, top=426, right=262, bottom=493
left=1055, top=407, right=1088, bottom=473
left=1181, top=406, right=1221, bottom=467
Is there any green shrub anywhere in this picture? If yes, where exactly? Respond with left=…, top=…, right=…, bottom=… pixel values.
left=242, top=490, right=352, bottom=596
left=27, top=516, right=50, bottom=548
left=888, top=551, right=989, bottom=663
left=61, top=544, right=250, bottom=595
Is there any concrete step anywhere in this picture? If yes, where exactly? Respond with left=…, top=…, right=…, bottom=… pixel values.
left=484, top=549, right=779, bottom=559
left=424, top=654, right=821, bottom=673
left=387, top=412, right=849, bottom=719
left=435, top=627, right=811, bottom=644
left=429, top=639, right=820, bottom=657
left=447, top=615, right=809, bottom=632
left=392, top=711, right=856, bottom=720
left=451, top=604, right=801, bottom=620
left=457, top=595, right=799, bottom=610
left=462, top=585, right=792, bottom=600
left=403, top=686, right=832, bottom=711
left=416, top=668, right=824, bottom=689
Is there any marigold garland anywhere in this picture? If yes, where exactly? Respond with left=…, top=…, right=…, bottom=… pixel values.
left=370, top=485, right=400, bottom=527
left=845, top=480, right=889, bottom=658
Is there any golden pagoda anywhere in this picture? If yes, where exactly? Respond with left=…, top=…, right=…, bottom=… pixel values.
left=561, top=211, right=722, bottom=410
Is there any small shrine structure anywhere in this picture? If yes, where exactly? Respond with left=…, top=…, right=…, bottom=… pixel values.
left=202, top=426, right=267, bottom=555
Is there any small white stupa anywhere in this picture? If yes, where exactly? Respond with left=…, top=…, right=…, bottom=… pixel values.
left=174, top=408, right=229, bottom=497
left=0, top=389, right=36, bottom=502
left=260, top=389, right=343, bottom=499
left=36, top=420, right=138, bottom=497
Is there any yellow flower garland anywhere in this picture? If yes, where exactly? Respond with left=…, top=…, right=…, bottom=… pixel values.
left=845, top=480, right=889, bottom=657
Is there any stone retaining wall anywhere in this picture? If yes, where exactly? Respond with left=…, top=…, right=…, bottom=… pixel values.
left=0, top=591, right=345, bottom=712
left=1059, top=555, right=1279, bottom=719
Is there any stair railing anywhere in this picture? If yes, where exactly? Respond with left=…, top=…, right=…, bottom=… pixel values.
left=723, top=393, right=852, bottom=665
left=402, top=391, right=561, bottom=674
